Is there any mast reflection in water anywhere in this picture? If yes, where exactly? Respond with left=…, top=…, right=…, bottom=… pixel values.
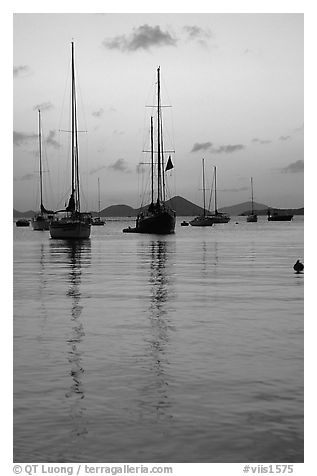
left=138, top=240, right=176, bottom=425
left=49, top=240, right=91, bottom=441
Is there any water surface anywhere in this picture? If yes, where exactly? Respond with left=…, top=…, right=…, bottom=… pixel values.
left=13, top=216, right=304, bottom=462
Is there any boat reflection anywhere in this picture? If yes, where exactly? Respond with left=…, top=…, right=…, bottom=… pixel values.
left=139, top=239, right=176, bottom=423
left=49, top=240, right=91, bottom=439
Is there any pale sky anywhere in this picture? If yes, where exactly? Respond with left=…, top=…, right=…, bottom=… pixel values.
left=13, top=12, right=304, bottom=211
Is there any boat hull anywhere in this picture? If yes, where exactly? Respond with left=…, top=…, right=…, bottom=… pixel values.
left=135, top=210, right=176, bottom=234
left=268, top=215, right=293, bottom=221
left=247, top=214, right=258, bottom=223
left=190, top=216, right=214, bottom=227
left=32, top=216, right=50, bottom=230
left=209, top=214, right=230, bottom=224
left=91, top=218, right=105, bottom=226
left=50, top=221, right=91, bottom=239
left=16, top=220, right=29, bottom=227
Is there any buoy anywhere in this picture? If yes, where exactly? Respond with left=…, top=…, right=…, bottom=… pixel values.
left=293, top=260, right=304, bottom=273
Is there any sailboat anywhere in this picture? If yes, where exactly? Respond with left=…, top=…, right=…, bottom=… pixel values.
left=50, top=42, right=91, bottom=239
left=208, top=166, right=230, bottom=224
left=267, top=209, right=293, bottom=221
left=92, top=178, right=105, bottom=226
left=190, top=158, right=214, bottom=227
left=247, top=177, right=257, bottom=222
left=123, top=67, right=176, bottom=234
left=32, top=109, right=55, bottom=230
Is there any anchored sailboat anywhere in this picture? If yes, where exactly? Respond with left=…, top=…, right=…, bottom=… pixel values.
left=50, top=42, right=91, bottom=239
left=32, top=109, right=55, bottom=230
left=208, top=166, right=230, bottom=224
left=190, top=158, right=214, bottom=227
left=247, top=177, right=257, bottom=222
left=92, top=178, right=105, bottom=226
left=123, top=67, right=176, bottom=234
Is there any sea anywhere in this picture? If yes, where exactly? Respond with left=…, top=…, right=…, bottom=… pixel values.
left=13, top=216, right=304, bottom=463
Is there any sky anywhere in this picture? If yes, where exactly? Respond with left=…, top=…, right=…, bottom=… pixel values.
left=13, top=12, right=304, bottom=211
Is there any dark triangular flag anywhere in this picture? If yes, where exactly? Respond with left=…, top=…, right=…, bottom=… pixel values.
left=165, top=155, right=174, bottom=171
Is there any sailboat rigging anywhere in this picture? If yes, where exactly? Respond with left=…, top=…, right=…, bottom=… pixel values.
left=32, top=109, right=55, bottom=230
left=123, top=67, right=176, bottom=234
left=247, top=177, right=257, bottom=222
left=208, top=166, right=230, bottom=224
left=92, top=177, right=105, bottom=226
left=50, top=42, right=91, bottom=239
left=190, top=158, right=214, bottom=227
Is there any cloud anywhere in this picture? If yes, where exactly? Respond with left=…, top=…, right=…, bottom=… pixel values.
left=33, top=102, right=54, bottom=111
left=278, top=135, right=291, bottom=141
left=92, top=108, right=104, bottom=118
left=280, top=160, right=304, bottom=174
left=20, top=173, right=34, bottom=181
left=108, top=159, right=130, bottom=173
left=13, top=65, right=30, bottom=78
left=191, top=142, right=245, bottom=154
left=45, top=130, right=61, bottom=149
left=89, top=165, right=107, bottom=175
left=13, top=131, right=37, bottom=146
left=191, top=142, right=213, bottom=152
left=210, top=144, right=245, bottom=154
left=252, top=138, right=272, bottom=145
left=183, top=25, right=213, bottom=45
left=103, top=24, right=177, bottom=52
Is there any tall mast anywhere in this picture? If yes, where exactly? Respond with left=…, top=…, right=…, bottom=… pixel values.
left=98, top=177, right=100, bottom=215
left=150, top=116, right=154, bottom=204
left=161, top=112, right=166, bottom=202
left=157, top=66, right=161, bottom=203
left=38, top=109, right=43, bottom=210
left=214, top=166, right=218, bottom=214
left=251, top=177, right=254, bottom=214
left=202, top=158, right=206, bottom=217
left=71, top=41, right=80, bottom=212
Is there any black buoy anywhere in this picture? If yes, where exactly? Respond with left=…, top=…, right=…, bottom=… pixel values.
left=293, top=259, right=304, bottom=273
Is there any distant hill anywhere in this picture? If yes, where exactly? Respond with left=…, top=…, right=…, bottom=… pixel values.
left=13, top=209, right=36, bottom=218
left=137, top=196, right=205, bottom=216
left=13, top=198, right=304, bottom=218
left=219, top=201, right=269, bottom=216
left=99, top=204, right=136, bottom=217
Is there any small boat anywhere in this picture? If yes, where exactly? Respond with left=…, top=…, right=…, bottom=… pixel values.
left=208, top=166, right=230, bottom=224
left=267, top=209, right=293, bottom=221
left=190, top=158, right=214, bottom=227
left=247, top=177, right=257, bottom=222
left=293, top=259, right=304, bottom=273
left=181, top=220, right=189, bottom=226
left=32, top=109, right=55, bottom=230
left=123, top=67, right=176, bottom=235
left=50, top=42, right=91, bottom=239
left=91, top=178, right=105, bottom=226
left=16, top=219, right=30, bottom=227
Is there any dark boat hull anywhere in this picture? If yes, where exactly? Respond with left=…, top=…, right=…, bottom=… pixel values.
left=247, top=214, right=258, bottom=223
left=135, top=210, right=176, bottom=234
left=16, top=220, right=29, bottom=227
left=32, top=215, right=50, bottom=230
left=190, top=216, right=214, bottom=227
left=268, top=215, right=293, bottom=221
left=50, top=220, right=91, bottom=239
left=209, top=214, right=230, bottom=224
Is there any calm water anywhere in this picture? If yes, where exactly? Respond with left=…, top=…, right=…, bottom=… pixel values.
left=13, top=216, right=304, bottom=463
